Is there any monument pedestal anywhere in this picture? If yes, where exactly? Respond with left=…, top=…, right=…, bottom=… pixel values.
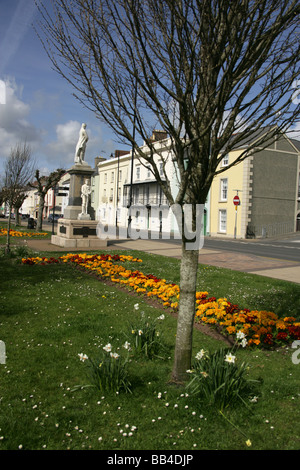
left=51, top=219, right=107, bottom=249
left=51, top=161, right=107, bottom=249
left=63, top=162, right=95, bottom=220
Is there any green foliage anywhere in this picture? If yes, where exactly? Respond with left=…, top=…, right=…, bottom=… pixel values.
left=186, top=345, right=262, bottom=412
left=129, top=305, right=166, bottom=359
left=0, top=252, right=299, bottom=450
left=77, top=345, right=132, bottom=394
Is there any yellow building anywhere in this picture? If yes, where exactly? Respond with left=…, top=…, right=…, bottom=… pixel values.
left=210, top=133, right=300, bottom=239
left=210, top=150, right=251, bottom=238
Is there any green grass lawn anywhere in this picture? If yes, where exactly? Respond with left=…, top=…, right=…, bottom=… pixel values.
left=0, top=246, right=299, bottom=451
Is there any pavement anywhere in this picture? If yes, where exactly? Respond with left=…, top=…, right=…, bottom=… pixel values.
left=24, top=236, right=300, bottom=285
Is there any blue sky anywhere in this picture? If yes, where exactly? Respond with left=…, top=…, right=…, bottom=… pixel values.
left=0, top=0, right=299, bottom=177
left=0, top=0, right=118, bottom=175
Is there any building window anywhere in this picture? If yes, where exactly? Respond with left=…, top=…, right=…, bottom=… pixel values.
left=111, top=172, right=114, bottom=183
left=159, top=162, right=164, bottom=176
left=119, top=170, right=122, bottom=181
left=136, top=166, right=140, bottom=180
left=222, top=154, right=229, bottom=166
left=104, top=173, right=107, bottom=183
left=147, top=166, right=151, bottom=178
left=219, top=209, right=227, bottom=233
left=220, top=178, right=228, bottom=201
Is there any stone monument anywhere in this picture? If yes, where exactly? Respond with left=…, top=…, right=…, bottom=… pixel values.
left=79, top=178, right=92, bottom=220
left=51, top=123, right=107, bottom=249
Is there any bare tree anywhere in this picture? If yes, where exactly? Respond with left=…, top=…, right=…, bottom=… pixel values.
left=29, top=169, right=65, bottom=231
left=14, top=191, right=29, bottom=226
left=2, top=142, right=35, bottom=253
left=36, top=0, right=300, bottom=382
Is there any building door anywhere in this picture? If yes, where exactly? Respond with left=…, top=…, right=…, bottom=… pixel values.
left=297, top=213, right=300, bottom=231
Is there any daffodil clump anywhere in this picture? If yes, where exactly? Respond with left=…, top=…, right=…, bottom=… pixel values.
left=77, top=340, right=132, bottom=394
left=21, top=252, right=300, bottom=349
left=186, top=332, right=261, bottom=414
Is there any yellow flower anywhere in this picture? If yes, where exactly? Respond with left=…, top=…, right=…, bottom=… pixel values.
left=245, top=439, right=252, bottom=447
left=276, top=320, right=287, bottom=330
left=226, top=326, right=236, bottom=334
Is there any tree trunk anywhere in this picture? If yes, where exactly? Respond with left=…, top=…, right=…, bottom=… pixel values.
left=171, top=244, right=199, bottom=383
left=37, top=195, right=45, bottom=231
left=5, top=205, right=12, bottom=254
left=15, top=207, right=21, bottom=226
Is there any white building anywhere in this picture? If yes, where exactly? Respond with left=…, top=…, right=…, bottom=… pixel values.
left=96, top=131, right=210, bottom=239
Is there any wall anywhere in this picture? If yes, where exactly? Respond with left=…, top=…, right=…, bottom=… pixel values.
left=210, top=150, right=245, bottom=238
left=249, top=137, right=298, bottom=233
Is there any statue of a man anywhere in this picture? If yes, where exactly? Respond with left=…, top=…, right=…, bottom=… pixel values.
left=80, top=179, right=92, bottom=215
left=75, top=123, right=89, bottom=164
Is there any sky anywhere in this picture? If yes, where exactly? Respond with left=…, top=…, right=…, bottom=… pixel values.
left=0, top=0, right=299, bottom=178
left=0, top=0, right=119, bottom=176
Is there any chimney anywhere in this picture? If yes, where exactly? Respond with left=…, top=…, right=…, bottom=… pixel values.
left=115, top=150, right=130, bottom=158
left=151, top=130, right=168, bottom=142
left=95, top=156, right=106, bottom=167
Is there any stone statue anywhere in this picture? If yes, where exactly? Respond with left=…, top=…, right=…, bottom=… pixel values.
left=80, top=179, right=92, bottom=215
left=75, top=123, right=89, bottom=164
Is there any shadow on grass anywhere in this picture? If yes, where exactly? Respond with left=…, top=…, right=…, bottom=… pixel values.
left=0, top=258, right=78, bottom=318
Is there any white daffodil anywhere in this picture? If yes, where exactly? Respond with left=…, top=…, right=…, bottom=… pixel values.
left=78, top=353, right=88, bottom=362
left=103, top=343, right=112, bottom=352
left=225, top=352, right=236, bottom=364
left=195, top=349, right=207, bottom=360
left=236, top=331, right=246, bottom=340
left=110, top=352, right=120, bottom=359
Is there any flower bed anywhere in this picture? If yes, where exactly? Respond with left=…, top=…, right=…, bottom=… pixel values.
left=0, top=228, right=47, bottom=238
left=21, top=252, right=300, bottom=348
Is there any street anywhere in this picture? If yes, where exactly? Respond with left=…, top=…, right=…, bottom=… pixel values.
left=18, top=217, right=300, bottom=264
left=152, top=232, right=300, bottom=264
left=203, top=234, right=300, bottom=263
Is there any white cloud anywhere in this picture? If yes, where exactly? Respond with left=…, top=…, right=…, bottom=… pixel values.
left=287, top=122, right=300, bottom=141
left=0, top=79, right=121, bottom=174
left=0, top=79, right=42, bottom=163
left=47, top=120, right=81, bottom=165
left=45, top=120, right=116, bottom=169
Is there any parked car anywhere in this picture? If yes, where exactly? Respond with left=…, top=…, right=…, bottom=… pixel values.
left=47, top=214, right=63, bottom=223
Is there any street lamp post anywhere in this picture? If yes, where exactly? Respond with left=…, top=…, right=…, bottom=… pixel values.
left=127, top=75, right=138, bottom=237
left=115, top=152, right=120, bottom=230
left=52, top=186, right=57, bottom=235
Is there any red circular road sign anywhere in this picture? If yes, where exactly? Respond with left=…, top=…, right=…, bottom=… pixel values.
left=233, top=195, right=240, bottom=205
